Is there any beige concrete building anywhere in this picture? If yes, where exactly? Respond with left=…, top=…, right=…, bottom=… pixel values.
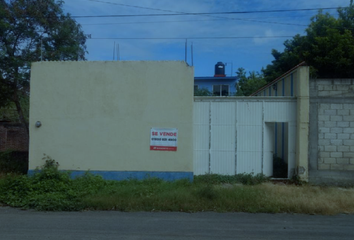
left=29, top=61, right=194, bottom=180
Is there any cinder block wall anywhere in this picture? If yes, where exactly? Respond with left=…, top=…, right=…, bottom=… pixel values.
left=309, top=79, right=354, bottom=185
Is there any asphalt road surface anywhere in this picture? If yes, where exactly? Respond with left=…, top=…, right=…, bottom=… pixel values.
left=0, top=207, right=353, bottom=240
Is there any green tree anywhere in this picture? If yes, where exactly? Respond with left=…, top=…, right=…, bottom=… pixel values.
left=0, top=0, right=87, bottom=134
left=236, top=68, right=267, bottom=96
left=194, top=87, right=212, bottom=96
left=262, top=0, right=354, bottom=82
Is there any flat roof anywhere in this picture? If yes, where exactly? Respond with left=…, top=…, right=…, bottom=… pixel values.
left=194, top=76, right=238, bottom=81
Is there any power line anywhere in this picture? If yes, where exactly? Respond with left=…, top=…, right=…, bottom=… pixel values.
left=88, top=0, right=180, bottom=14
left=83, top=0, right=328, bottom=27
left=81, top=19, right=307, bottom=27
left=71, top=7, right=340, bottom=19
left=88, top=36, right=297, bottom=40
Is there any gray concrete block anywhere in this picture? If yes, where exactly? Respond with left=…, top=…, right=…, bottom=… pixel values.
left=350, top=158, right=354, bottom=164
left=337, top=122, right=350, bottom=127
left=350, top=109, right=354, bottom=115
left=318, top=115, right=330, bottom=121
left=343, top=115, right=354, bottom=121
left=328, top=91, right=343, bottom=96
left=351, top=122, right=354, bottom=127
left=310, top=89, right=317, bottom=97
left=344, top=152, right=354, bottom=158
left=338, top=146, right=350, bottom=151
left=343, top=165, right=354, bottom=171
left=317, top=85, right=324, bottom=91
left=318, top=146, right=325, bottom=151
left=316, top=80, right=332, bottom=85
left=331, top=116, right=343, bottom=121
left=330, top=164, right=344, bottom=170
left=319, top=104, right=331, bottom=110
left=325, top=146, right=337, bottom=152
left=318, top=91, right=331, bottom=96
left=319, top=152, right=330, bottom=157
left=319, top=139, right=330, bottom=145
left=343, top=140, right=354, bottom=146
left=323, top=85, right=334, bottom=91
left=335, top=79, right=352, bottom=85
left=344, top=104, right=354, bottom=109
left=325, top=122, right=337, bottom=128
left=351, top=146, right=354, bottom=151
left=330, top=152, right=343, bottom=158
left=338, top=110, right=350, bottom=115
left=318, top=164, right=331, bottom=170
left=331, top=128, right=343, bottom=133
left=325, top=133, right=336, bottom=139
left=338, top=134, right=350, bottom=140
left=323, top=158, right=336, bottom=164
left=336, top=85, right=351, bottom=91
left=324, top=110, right=337, bottom=115
left=318, top=121, right=325, bottom=127
left=337, top=158, right=350, bottom=164
left=330, top=139, right=343, bottom=145
left=319, top=127, right=330, bottom=133
left=331, top=104, right=343, bottom=110
left=351, top=134, right=354, bottom=140
left=343, top=128, right=354, bottom=133
left=318, top=133, right=324, bottom=139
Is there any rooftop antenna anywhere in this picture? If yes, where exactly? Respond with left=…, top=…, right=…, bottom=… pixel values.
left=225, top=62, right=233, bottom=76
left=113, top=41, right=116, bottom=60
left=40, top=38, right=43, bottom=62
left=191, top=42, right=194, bottom=66
left=185, top=39, right=188, bottom=64
left=117, top=43, right=120, bottom=61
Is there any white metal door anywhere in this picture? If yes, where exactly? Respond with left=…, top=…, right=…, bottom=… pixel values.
left=193, top=98, right=297, bottom=177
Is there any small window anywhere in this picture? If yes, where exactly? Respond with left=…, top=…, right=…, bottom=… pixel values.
left=213, top=85, right=229, bottom=96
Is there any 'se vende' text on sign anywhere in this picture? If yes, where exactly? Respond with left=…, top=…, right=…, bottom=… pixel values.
left=150, top=128, right=178, bottom=151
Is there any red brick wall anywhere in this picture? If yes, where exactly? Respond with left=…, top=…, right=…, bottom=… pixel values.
left=0, top=123, right=28, bottom=152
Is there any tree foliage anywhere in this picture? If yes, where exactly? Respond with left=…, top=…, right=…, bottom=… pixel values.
left=194, top=87, right=212, bottom=96
left=0, top=0, right=87, bottom=132
left=235, top=68, right=267, bottom=96
left=262, top=1, right=354, bottom=82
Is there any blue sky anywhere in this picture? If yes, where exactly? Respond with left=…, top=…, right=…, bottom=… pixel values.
left=63, top=0, right=350, bottom=77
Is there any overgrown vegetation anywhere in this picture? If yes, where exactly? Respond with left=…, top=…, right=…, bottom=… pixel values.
left=0, top=151, right=28, bottom=175
left=0, top=160, right=353, bottom=215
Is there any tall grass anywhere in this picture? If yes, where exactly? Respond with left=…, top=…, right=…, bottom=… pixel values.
left=0, top=162, right=353, bottom=214
left=259, top=183, right=354, bottom=215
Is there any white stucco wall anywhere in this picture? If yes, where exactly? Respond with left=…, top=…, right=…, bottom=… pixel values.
left=29, top=61, right=194, bottom=175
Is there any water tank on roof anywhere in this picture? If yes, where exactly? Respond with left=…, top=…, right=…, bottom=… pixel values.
left=214, top=62, right=226, bottom=77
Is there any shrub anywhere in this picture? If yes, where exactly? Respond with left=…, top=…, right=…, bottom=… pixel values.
left=194, top=173, right=269, bottom=185
left=0, top=151, right=28, bottom=174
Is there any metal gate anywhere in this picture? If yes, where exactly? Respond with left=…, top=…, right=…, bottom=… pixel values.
left=193, top=97, right=297, bottom=177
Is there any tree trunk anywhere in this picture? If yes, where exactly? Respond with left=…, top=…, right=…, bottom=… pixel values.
left=13, top=89, right=29, bottom=137
left=14, top=96, right=29, bottom=136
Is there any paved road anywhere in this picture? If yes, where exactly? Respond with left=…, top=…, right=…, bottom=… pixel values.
left=0, top=207, right=353, bottom=240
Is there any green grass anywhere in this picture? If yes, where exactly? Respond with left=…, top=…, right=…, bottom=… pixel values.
left=0, top=161, right=353, bottom=214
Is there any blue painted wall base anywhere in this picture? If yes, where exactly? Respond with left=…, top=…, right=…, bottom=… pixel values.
left=28, top=170, right=194, bottom=181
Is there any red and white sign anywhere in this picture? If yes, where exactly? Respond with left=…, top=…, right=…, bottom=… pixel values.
left=150, top=128, right=178, bottom=151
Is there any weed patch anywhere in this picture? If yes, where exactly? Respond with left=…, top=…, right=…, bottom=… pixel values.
left=0, top=161, right=353, bottom=214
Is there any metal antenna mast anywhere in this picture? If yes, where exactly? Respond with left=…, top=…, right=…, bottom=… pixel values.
left=113, top=41, right=116, bottom=60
